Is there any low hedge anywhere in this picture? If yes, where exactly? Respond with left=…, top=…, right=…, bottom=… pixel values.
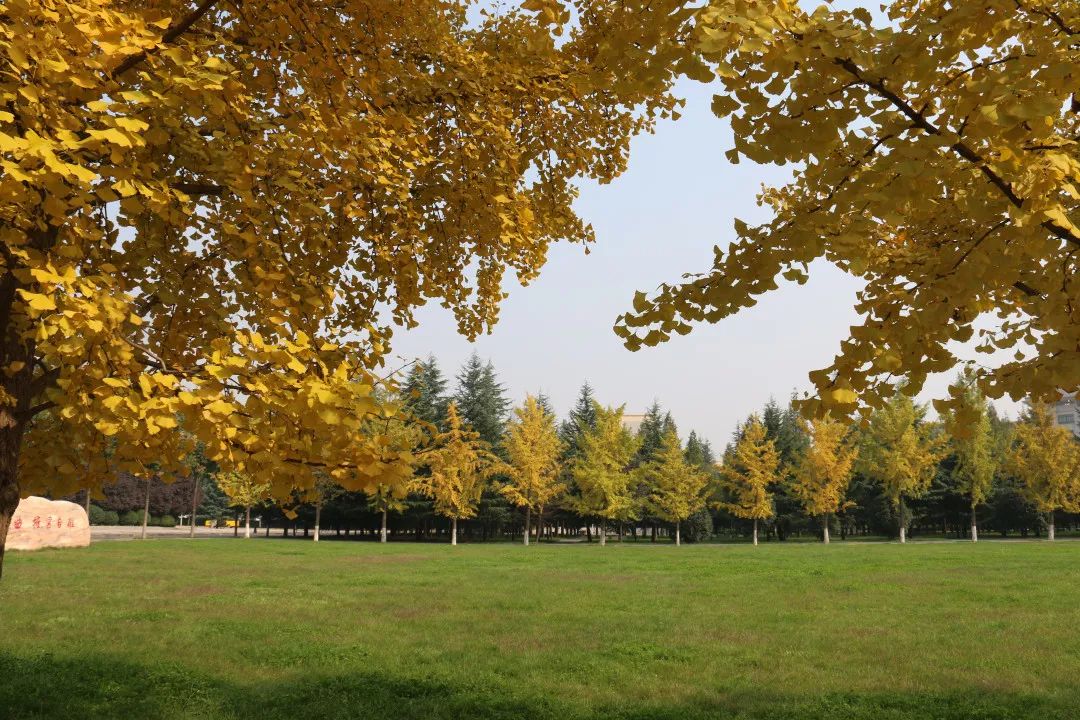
left=88, top=504, right=119, bottom=526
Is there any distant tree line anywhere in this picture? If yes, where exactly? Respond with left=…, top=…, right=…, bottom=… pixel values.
left=83, top=355, right=1080, bottom=544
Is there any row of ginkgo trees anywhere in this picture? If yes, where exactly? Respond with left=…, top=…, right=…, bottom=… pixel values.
left=215, top=381, right=1079, bottom=546
left=723, top=378, right=1080, bottom=545
left=413, top=398, right=712, bottom=547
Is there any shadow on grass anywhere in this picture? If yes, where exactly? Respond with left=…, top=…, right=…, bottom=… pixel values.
left=1, top=651, right=1075, bottom=720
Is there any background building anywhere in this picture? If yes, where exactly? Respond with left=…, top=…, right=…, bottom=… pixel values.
left=1053, top=391, right=1078, bottom=438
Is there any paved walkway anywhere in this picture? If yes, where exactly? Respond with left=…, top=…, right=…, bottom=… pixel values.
left=91, top=525, right=245, bottom=541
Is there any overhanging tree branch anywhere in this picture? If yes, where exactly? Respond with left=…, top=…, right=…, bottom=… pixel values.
left=110, top=0, right=225, bottom=79
left=835, top=56, right=1080, bottom=251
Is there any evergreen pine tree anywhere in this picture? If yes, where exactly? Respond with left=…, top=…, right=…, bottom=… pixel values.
left=402, top=354, right=449, bottom=428
left=635, top=400, right=666, bottom=465
left=453, top=353, right=510, bottom=449
left=760, top=394, right=809, bottom=540
left=536, top=392, right=556, bottom=418
left=684, top=431, right=707, bottom=468
left=559, top=382, right=599, bottom=460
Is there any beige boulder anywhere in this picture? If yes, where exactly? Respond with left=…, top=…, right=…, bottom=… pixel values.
left=7, top=496, right=91, bottom=551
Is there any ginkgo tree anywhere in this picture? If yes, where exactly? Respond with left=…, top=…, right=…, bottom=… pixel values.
left=364, top=411, right=423, bottom=543
left=414, top=403, right=503, bottom=545
left=858, top=394, right=945, bottom=543
left=216, top=470, right=270, bottom=539
left=0, top=0, right=700, bottom=577
left=1007, top=404, right=1080, bottom=541
left=791, top=416, right=857, bottom=544
left=567, top=403, right=639, bottom=546
left=942, top=371, right=998, bottom=543
left=617, top=0, right=1080, bottom=421
left=502, top=395, right=564, bottom=546
left=643, top=426, right=710, bottom=546
left=719, top=416, right=778, bottom=546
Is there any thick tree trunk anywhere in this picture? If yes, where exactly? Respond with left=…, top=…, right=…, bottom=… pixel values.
left=899, top=524, right=906, bottom=543
left=244, top=505, right=251, bottom=539
left=380, top=509, right=387, bottom=543
left=313, top=499, right=321, bottom=542
left=675, top=521, right=681, bottom=546
left=140, top=478, right=151, bottom=540
left=599, top=524, right=606, bottom=546
left=0, top=431, right=21, bottom=581
left=1048, top=513, right=1055, bottom=541
left=1, top=238, right=55, bottom=581
left=823, top=514, right=830, bottom=544
left=451, top=517, right=458, bottom=546
left=524, top=506, right=531, bottom=547
left=752, top=518, right=759, bottom=546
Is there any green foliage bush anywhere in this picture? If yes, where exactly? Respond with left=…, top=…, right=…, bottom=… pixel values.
left=157, top=515, right=177, bottom=528
left=682, top=508, right=714, bottom=544
left=118, top=510, right=144, bottom=526
left=87, top=504, right=119, bottom=526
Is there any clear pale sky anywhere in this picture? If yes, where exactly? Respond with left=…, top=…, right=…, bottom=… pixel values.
left=388, top=23, right=1019, bottom=450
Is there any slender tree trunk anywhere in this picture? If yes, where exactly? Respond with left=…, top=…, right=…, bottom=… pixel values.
left=313, top=498, right=321, bottom=542
left=585, top=525, right=591, bottom=542
left=1048, top=512, right=1055, bottom=541
left=752, top=518, right=759, bottom=546
left=140, top=478, right=151, bottom=540
left=823, top=514, right=830, bottom=544
left=451, top=517, right=458, bottom=546
left=599, top=523, right=606, bottom=546
left=189, top=476, right=199, bottom=539
left=970, top=506, right=978, bottom=543
left=244, top=505, right=251, bottom=539
left=537, top=507, right=544, bottom=544
left=380, top=509, right=387, bottom=543
left=675, top=520, right=681, bottom=546
left=898, top=499, right=907, bottom=543
left=524, top=506, right=531, bottom=547
left=84, top=488, right=91, bottom=514
left=233, top=513, right=239, bottom=537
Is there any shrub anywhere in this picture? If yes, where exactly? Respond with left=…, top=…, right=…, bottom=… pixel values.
left=118, top=510, right=144, bottom=526
left=682, top=508, right=714, bottom=544
left=157, top=515, right=177, bottom=528
left=88, top=504, right=120, bottom=526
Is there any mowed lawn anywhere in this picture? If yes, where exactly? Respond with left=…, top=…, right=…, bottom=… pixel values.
left=2, top=540, right=1079, bottom=720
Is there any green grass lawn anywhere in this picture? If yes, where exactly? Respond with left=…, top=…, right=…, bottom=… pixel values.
left=2, top=539, right=1079, bottom=720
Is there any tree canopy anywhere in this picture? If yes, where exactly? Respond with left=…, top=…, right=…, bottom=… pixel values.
left=567, top=402, right=640, bottom=538
left=791, top=416, right=857, bottom=541
left=616, top=0, right=1080, bottom=419
left=415, top=403, right=503, bottom=529
left=643, top=426, right=710, bottom=543
left=0, top=0, right=698, bottom=569
left=720, top=416, right=778, bottom=525
left=1007, top=403, right=1080, bottom=539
